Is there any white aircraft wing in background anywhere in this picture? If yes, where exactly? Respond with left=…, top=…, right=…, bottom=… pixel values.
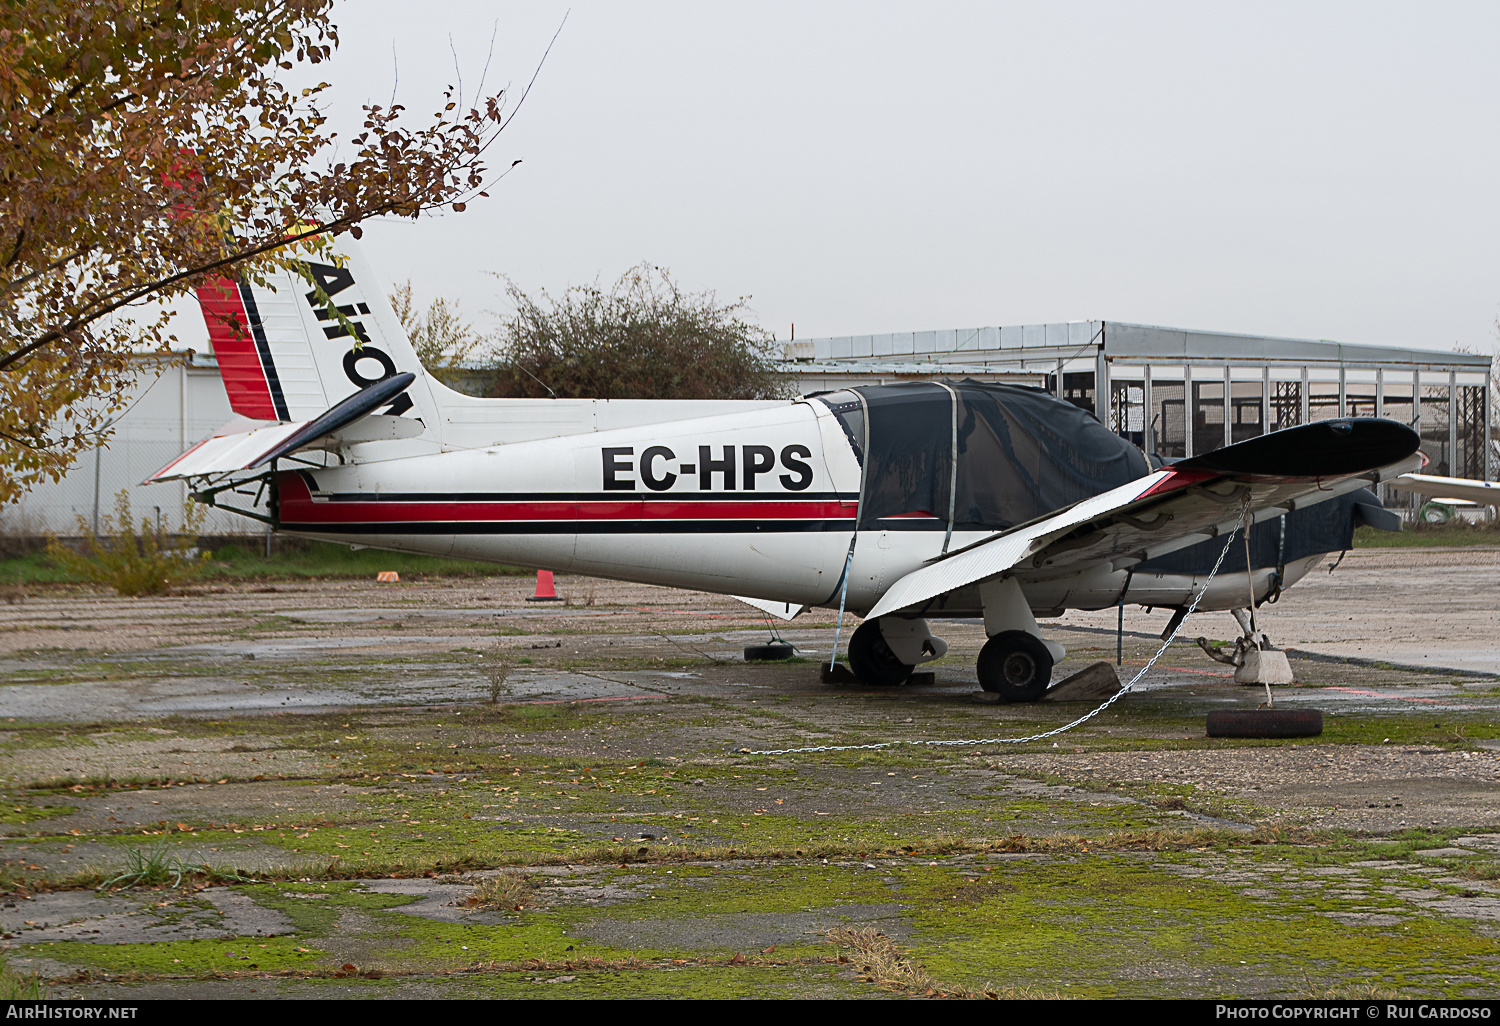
left=1387, top=472, right=1500, bottom=508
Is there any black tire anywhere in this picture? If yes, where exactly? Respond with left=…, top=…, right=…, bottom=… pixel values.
left=1206, top=709, right=1323, bottom=738
left=976, top=631, right=1054, bottom=703
left=846, top=620, right=913, bottom=686
left=744, top=642, right=796, bottom=662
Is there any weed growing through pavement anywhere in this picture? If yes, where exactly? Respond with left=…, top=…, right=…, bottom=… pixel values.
left=462, top=871, right=538, bottom=911
left=0, top=967, right=43, bottom=999
left=826, top=928, right=1058, bottom=999
left=97, top=833, right=259, bottom=891
left=1296, top=968, right=1400, bottom=1000
left=482, top=643, right=514, bottom=704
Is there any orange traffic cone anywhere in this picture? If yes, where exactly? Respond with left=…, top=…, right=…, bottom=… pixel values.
left=526, top=569, right=561, bottom=602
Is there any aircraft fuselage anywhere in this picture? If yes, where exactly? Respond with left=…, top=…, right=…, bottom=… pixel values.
left=272, top=395, right=1331, bottom=618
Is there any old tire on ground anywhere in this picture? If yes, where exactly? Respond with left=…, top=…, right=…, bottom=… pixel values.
left=847, top=620, right=913, bottom=686
left=1206, top=709, right=1323, bottom=738
left=976, top=631, right=1053, bottom=703
left=744, top=642, right=796, bottom=662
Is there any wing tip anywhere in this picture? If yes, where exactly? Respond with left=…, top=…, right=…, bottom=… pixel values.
left=1177, top=417, right=1420, bottom=479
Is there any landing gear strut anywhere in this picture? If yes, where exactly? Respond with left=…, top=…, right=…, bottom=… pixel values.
left=847, top=620, right=913, bottom=686
left=976, top=630, right=1053, bottom=702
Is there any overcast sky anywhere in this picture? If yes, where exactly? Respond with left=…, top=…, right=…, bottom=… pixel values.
left=187, top=1, right=1500, bottom=353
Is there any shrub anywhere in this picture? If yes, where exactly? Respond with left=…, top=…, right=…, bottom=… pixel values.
left=480, top=642, right=513, bottom=704
left=491, top=264, right=789, bottom=400
left=46, top=490, right=210, bottom=596
left=462, top=871, right=537, bottom=911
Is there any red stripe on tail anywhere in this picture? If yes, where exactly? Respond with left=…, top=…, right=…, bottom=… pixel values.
left=199, top=276, right=277, bottom=420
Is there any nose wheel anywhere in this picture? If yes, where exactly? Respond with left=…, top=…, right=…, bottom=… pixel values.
left=977, top=630, right=1053, bottom=702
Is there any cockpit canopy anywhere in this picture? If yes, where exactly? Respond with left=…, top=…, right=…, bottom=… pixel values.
left=816, top=381, right=1150, bottom=533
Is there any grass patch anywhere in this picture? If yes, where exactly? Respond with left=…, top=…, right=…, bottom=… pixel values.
left=0, top=540, right=531, bottom=586
left=97, top=834, right=260, bottom=891
left=0, top=803, right=76, bottom=827
left=1354, top=523, right=1500, bottom=548
left=0, top=965, right=44, bottom=999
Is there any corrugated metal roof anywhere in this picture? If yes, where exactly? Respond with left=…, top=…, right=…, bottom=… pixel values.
left=781, top=320, right=1491, bottom=370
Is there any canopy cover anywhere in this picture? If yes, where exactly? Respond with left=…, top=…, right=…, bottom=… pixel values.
left=819, top=381, right=1151, bottom=533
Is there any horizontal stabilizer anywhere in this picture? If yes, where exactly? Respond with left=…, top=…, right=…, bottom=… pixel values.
left=144, top=421, right=306, bottom=484
left=249, top=373, right=417, bottom=468
left=144, top=373, right=420, bottom=485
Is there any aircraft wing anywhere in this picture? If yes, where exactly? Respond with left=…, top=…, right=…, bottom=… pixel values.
left=1387, top=472, right=1500, bottom=508
left=865, top=418, right=1422, bottom=621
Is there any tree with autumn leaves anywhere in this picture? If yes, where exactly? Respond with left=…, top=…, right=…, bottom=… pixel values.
left=0, top=1, right=515, bottom=506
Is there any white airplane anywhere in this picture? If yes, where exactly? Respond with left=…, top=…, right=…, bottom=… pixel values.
left=147, top=236, right=1424, bottom=701
left=1387, top=472, right=1500, bottom=509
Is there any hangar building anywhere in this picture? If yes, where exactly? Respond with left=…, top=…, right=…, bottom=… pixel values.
left=782, top=320, right=1494, bottom=506
left=0, top=351, right=255, bottom=542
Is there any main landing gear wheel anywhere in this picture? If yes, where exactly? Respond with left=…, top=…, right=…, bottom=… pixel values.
left=1206, top=709, right=1323, bottom=738
left=977, top=630, right=1053, bottom=703
left=847, top=620, right=914, bottom=686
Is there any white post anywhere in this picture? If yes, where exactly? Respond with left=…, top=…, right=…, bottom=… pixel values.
left=1261, top=366, right=1270, bottom=437
left=1094, top=340, right=1109, bottom=424
left=1184, top=371, right=1195, bottom=458
left=1450, top=370, right=1458, bottom=478
left=1222, top=365, right=1232, bottom=450
left=1376, top=367, right=1386, bottom=504
left=1143, top=366, right=1154, bottom=455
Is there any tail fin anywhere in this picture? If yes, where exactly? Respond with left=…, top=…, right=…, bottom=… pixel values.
left=196, top=236, right=444, bottom=440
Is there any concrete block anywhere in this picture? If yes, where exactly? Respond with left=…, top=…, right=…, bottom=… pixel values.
left=1234, top=649, right=1295, bottom=685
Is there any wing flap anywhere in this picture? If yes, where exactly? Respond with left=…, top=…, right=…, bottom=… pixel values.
left=867, top=471, right=1174, bottom=620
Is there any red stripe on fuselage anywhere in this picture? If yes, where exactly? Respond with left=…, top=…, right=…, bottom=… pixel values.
left=199, top=277, right=277, bottom=420
left=276, top=473, right=856, bottom=525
